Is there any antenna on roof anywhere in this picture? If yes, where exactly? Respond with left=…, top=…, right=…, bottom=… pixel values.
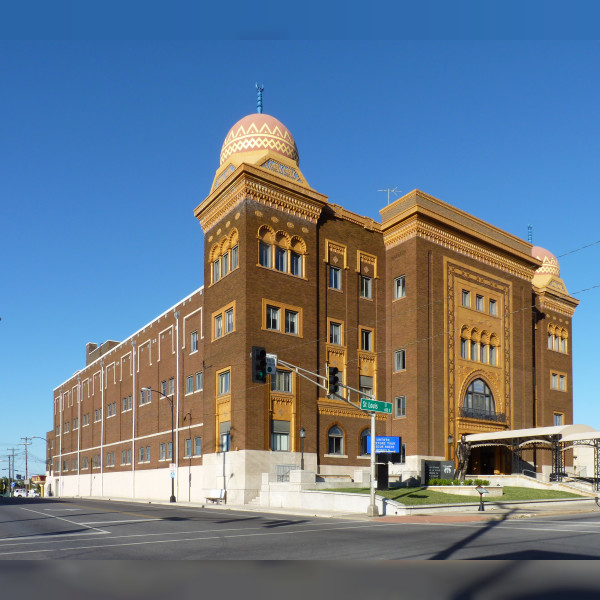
left=378, top=186, right=402, bottom=205
left=256, top=83, right=264, bottom=114
left=528, top=224, right=533, bottom=244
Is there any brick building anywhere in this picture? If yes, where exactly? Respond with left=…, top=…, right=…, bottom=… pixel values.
left=46, top=110, right=579, bottom=502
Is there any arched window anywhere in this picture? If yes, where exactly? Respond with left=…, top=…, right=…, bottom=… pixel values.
left=328, top=425, right=344, bottom=455
left=463, top=379, right=496, bottom=420
left=257, top=226, right=306, bottom=278
left=210, top=229, right=240, bottom=284
left=360, top=429, right=369, bottom=456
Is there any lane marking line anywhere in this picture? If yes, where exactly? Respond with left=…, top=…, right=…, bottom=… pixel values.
left=19, top=506, right=108, bottom=535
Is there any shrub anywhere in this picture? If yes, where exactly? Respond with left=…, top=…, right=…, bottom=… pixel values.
left=473, top=479, right=490, bottom=486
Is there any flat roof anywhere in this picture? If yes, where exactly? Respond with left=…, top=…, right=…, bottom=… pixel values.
left=464, top=424, right=596, bottom=443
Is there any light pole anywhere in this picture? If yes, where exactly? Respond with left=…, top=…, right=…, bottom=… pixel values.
left=299, top=426, right=306, bottom=470
left=143, top=388, right=176, bottom=502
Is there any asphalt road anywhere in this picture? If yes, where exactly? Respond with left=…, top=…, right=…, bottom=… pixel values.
left=2, top=497, right=600, bottom=561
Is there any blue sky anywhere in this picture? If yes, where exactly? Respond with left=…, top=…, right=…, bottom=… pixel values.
left=1, top=40, right=599, bottom=475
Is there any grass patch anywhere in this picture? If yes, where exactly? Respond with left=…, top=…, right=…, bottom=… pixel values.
left=325, top=486, right=585, bottom=506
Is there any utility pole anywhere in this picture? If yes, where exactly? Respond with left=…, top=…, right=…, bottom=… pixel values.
left=8, top=449, right=17, bottom=496
left=20, top=437, right=32, bottom=488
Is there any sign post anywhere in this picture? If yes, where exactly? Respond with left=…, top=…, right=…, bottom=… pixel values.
left=475, top=485, right=488, bottom=511
left=367, top=410, right=378, bottom=517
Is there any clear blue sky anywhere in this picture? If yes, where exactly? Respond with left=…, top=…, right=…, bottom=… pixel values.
left=2, top=40, right=599, bottom=475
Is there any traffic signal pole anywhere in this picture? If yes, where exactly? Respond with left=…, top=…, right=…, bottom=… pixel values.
left=277, top=358, right=380, bottom=516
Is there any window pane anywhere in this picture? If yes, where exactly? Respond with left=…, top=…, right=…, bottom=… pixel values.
left=462, top=290, right=470, bottom=307
left=225, top=308, right=234, bottom=333
left=461, top=339, right=468, bottom=359
left=480, top=344, right=487, bottom=363
left=186, top=375, right=193, bottom=394
left=290, top=251, right=302, bottom=276
left=489, top=299, right=497, bottom=316
left=361, top=329, right=372, bottom=351
left=330, top=322, right=341, bottom=345
left=218, top=371, right=230, bottom=395
left=185, top=438, right=192, bottom=457
left=395, top=349, right=405, bottom=371
left=191, top=330, right=198, bottom=351
left=329, top=266, right=341, bottom=290
left=476, top=295, right=484, bottom=311
left=167, top=442, right=172, bottom=460
left=194, top=437, right=202, bottom=455
left=394, top=276, right=405, bottom=299
left=361, top=276, right=372, bottom=299
left=271, top=370, right=292, bottom=393
left=489, top=346, right=497, bottom=365
left=214, top=315, right=223, bottom=338
left=266, top=305, right=280, bottom=330
left=168, top=379, right=174, bottom=396
left=231, top=245, right=239, bottom=269
left=222, top=252, right=229, bottom=276
left=161, top=380, right=167, bottom=396
left=284, top=310, right=298, bottom=334
left=259, top=242, right=272, bottom=267
left=196, top=371, right=203, bottom=391
left=395, top=396, right=406, bottom=417
left=275, top=247, right=287, bottom=272
left=471, top=341, right=477, bottom=360
left=213, top=259, right=220, bottom=282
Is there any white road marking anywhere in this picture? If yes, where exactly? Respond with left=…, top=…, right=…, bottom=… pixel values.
left=19, top=506, right=108, bottom=534
left=78, top=519, right=161, bottom=525
left=0, top=522, right=388, bottom=556
left=41, top=508, right=80, bottom=511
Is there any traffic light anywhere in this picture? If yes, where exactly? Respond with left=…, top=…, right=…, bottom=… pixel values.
left=251, top=346, right=267, bottom=383
left=327, top=364, right=340, bottom=395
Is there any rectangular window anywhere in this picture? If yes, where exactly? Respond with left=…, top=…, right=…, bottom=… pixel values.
left=220, top=421, right=231, bottom=452
left=194, top=436, right=202, bottom=456
left=146, top=446, right=150, bottom=462
left=361, top=328, right=372, bottom=352
left=106, top=452, right=115, bottom=467
left=560, top=338, right=567, bottom=353
left=140, top=388, right=150, bottom=405
left=359, top=375, right=373, bottom=398
left=284, top=310, right=298, bottom=335
left=329, top=321, right=342, bottom=345
left=329, top=266, right=341, bottom=290
left=159, top=443, right=165, bottom=460
left=214, top=314, right=223, bottom=338
left=184, top=438, right=192, bottom=458
left=559, top=375, right=566, bottom=391
left=168, top=378, right=174, bottom=396
left=93, top=455, right=101, bottom=469
left=161, top=380, right=167, bottom=397
left=231, top=245, right=239, bottom=270
left=213, top=259, right=220, bottom=283
left=394, top=349, right=406, bottom=371
left=81, top=457, right=89, bottom=469
left=221, top=252, right=229, bottom=277
left=191, top=330, right=198, bottom=352
left=259, top=241, right=272, bottom=267
left=271, top=420, right=290, bottom=452
left=480, top=344, right=487, bottom=363
left=476, top=295, right=484, bottom=312
left=462, top=290, right=470, bottom=308
left=139, top=447, right=145, bottom=463
left=72, top=458, right=78, bottom=470
left=196, top=371, right=203, bottom=391
left=121, top=449, right=131, bottom=465
left=394, top=275, right=406, bottom=299
left=266, top=305, right=280, bottom=330
left=73, top=417, right=78, bottom=430
left=106, top=404, right=112, bottom=418
left=548, top=333, right=554, bottom=349
left=271, top=370, right=292, bottom=393
left=361, top=276, right=372, bottom=299
left=275, top=247, right=287, bottom=272
left=83, top=413, right=89, bottom=426
left=290, top=251, right=302, bottom=277
left=551, top=373, right=558, bottom=389
left=186, top=375, right=193, bottom=394
left=218, top=370, right=231, bottom=395
left=489, top=299, right=497, bottom=316
left=554, top=413, right=564, bottom=426
left=225, top=308, right=234, bottom=334
left=395, top=396, right=406, bottom=418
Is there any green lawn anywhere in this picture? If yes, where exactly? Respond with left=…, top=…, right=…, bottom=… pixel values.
left=325, top=486, right=585, bottom=506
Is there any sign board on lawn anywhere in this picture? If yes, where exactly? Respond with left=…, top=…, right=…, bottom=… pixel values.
left=366, top=436, right=401, bottom=454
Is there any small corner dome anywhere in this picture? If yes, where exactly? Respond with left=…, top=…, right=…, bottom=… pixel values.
left=220, top=113, right=299, bottom=166
left=532, top=246, right=560, bottom=276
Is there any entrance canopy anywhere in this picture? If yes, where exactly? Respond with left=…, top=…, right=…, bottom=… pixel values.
left=464, top=424, right=596, bottom=445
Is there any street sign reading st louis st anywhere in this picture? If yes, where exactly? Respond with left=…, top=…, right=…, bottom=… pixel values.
left=360, top=398, right=392, bottom=414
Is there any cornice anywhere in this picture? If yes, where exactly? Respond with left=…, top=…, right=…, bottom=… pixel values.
left=385, top=217, right=537, bottom=281
left=328, top=203, right=381, bottom=232
left=317, top=399, right=385, bottom=420
left=195, top=166, right=328, bottom=233
left=535, top=289, right=579, bottom=317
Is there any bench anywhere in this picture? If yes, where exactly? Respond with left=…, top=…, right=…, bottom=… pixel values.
left=206, top=489, right=226, bottom=504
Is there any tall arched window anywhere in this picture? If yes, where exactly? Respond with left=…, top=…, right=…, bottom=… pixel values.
left=257, top=226, right=306, bottom=278
left=462, top=379, right=497, bottom=421
left=360, top=429, right=369, bottom=456
left=328, top=425, right=344, bottom=455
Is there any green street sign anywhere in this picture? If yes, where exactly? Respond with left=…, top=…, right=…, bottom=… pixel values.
left=360, top=398, right=392, bottom=414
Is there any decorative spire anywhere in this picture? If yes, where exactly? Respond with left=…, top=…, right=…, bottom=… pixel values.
left=256, top=82, right=264, bottom=114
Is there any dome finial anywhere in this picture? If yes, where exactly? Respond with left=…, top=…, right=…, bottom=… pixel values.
left=256, top=82, right=264, bottom=114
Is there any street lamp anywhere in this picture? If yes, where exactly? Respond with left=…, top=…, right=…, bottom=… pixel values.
left=299, top=427, right=306, bottom=470
left=143, top=388, right=176, bottom=502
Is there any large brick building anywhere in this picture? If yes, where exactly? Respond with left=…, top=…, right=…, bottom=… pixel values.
left=46, top=110, right=579, bottom=502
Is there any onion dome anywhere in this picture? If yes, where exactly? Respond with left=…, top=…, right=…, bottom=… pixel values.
left=531, top=246, right=560, bottom=277
left=220, top=113, right=299, bottom=166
